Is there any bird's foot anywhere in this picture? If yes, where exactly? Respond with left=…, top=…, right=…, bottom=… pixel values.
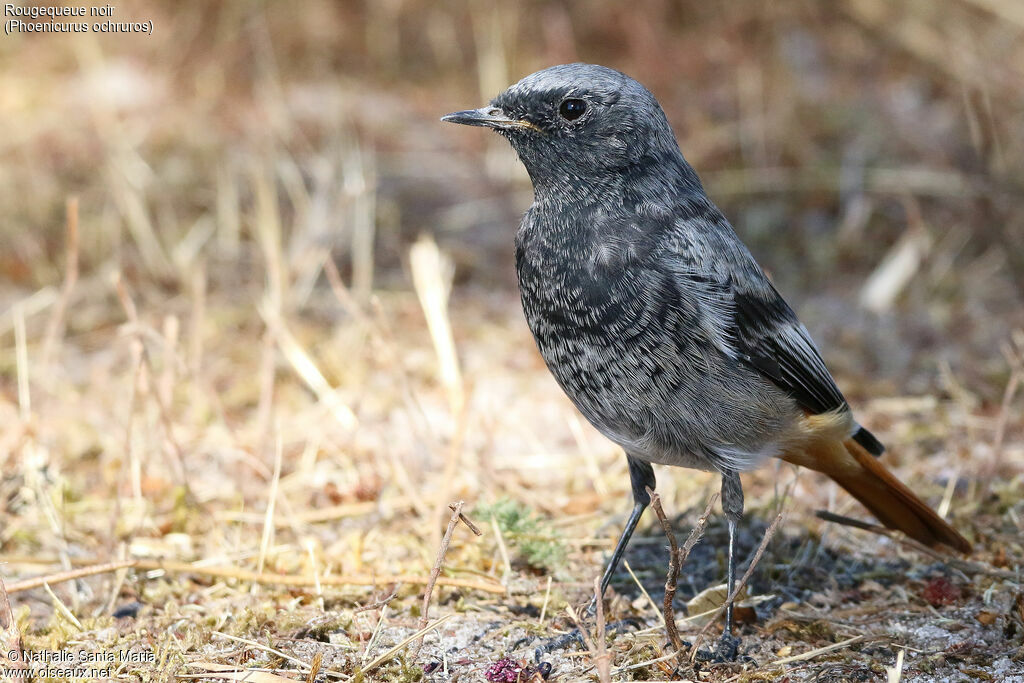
left=694, top=634, right=740, bottom=663
left=522, top=618, right=643, bottom=662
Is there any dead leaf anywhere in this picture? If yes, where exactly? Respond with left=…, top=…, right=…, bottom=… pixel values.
left=685, top=583, right=750, bottom=626
left=976, top=611, right=998, bottom=626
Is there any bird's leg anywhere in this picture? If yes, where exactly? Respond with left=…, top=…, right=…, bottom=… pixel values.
left=716, top=470, right=744, bottom=661
left=590, top=456, right=654, bottom=611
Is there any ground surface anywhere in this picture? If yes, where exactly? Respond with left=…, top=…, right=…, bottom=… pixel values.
left=1, top=1, right=1023, bottom=681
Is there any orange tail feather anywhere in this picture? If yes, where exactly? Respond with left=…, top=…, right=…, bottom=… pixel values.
left=784, top=432, right=971, bottom=554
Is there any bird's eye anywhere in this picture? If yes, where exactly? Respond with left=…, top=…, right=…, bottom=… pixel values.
left=558, top=98, right=587, bottom=121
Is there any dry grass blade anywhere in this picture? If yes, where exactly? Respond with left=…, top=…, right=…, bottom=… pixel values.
left=771, top=634, right=867, bottom=666
left=362, top=613, right=456, bottom=673
left=410, top=235, right=463, bottom=414
left=42, top=581, right=83, bottom=631
left=41, top=196, right=80, bottom=368
left=213, top=631, right=348, bottom=680
left=257, top=299, right=358, bottom=431
left=886, top=645, right=905, bottom=682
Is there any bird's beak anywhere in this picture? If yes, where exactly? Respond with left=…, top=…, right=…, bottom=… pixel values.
left=441, top=106, right=542, bottom=133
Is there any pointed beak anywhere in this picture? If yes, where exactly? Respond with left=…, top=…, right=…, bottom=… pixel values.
left=441, top=106, right=541, bottom=132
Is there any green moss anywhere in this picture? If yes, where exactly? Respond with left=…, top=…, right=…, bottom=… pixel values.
left=475, top=498, right=566, bottom=574
left=353, top=654, right=423, bottom=682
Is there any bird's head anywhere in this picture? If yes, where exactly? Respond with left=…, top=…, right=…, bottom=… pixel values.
left=442, top=64, right=682, bottom=196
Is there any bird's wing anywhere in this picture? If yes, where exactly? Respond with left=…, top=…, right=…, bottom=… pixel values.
left=729, top=283, right=848, bottom=416
left=660, top=206, right=884, bottom=454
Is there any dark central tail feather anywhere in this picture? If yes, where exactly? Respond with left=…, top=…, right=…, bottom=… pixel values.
left=852, top=426, right=885, bottom=456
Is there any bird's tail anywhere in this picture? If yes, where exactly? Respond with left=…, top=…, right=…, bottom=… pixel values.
left=782, top=416, right=971, bottom=554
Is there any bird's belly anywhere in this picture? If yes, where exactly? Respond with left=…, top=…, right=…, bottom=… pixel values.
left=525, top=304, right=796, bottom=473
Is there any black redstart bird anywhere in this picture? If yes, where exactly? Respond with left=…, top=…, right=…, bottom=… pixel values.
left=442, top=63, right=970, bottom=654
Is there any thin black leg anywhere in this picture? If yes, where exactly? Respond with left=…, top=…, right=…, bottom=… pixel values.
left=597, top=456, right=655, bottom=597
left=600, top=500, right=647, bottom=595
left=724, top=516, right=737, bottom=635
left=718, top=470, right=744, bottom=660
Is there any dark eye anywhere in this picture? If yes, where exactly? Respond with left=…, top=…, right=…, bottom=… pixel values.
left=558, top=98, right=587, bottom=121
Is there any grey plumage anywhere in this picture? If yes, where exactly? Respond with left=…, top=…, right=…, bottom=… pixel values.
left=442, top=63, right=967, bottom=653
left=450, top=64, right=870, bottom=475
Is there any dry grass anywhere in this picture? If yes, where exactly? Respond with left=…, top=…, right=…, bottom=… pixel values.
left=1, top=1, right=1023, bottom=681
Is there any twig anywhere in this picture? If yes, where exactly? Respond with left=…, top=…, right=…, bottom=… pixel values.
left=815, top=510, right=1016, bottom=579
left=451, top=505, right=482, bottom=536
left=6, top=559, right=504, bottom=595
left=0, top=576, right=26, bottom=673
left=6, top=560, right=137, bottom=593
left=646, top=489, right=683, bottom=652
left=691, top=509, right=783, bottom=658
left=415, top=502, right=481, bottom=654
left=647, top=488, right=719, bottom=654
left=566, top=602, right=611, bottom=683
left=354, top=586, right=400, bottom=614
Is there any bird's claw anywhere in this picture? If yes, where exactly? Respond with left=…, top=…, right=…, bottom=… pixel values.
left=694, top=634, right=740, bottom=663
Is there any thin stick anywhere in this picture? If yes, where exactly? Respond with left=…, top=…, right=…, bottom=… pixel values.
left=361, top=604, right=389, bottom=663
left=650, top=491, right=719, bottom=654
left=646, top=489, right=684, bottom=652
left=565, top=605, right=598, bottom=663
left=6, top=560, right=138, bottom=594
left=452, top=506, right=482, bottom=536
left=678, top=495, right=719, bottom=570
left=415, top=502, right=481, bottom=653
left=691, top=510, right=783, bottom=658
left=354, top=586, right=400, bottom=614
left=0, top=576, right=26, bottom=672
left=6, top=560, right=504, bottom=595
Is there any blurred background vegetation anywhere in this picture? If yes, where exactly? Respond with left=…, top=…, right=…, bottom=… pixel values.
left=1, top=1, right=1022, bottom=680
